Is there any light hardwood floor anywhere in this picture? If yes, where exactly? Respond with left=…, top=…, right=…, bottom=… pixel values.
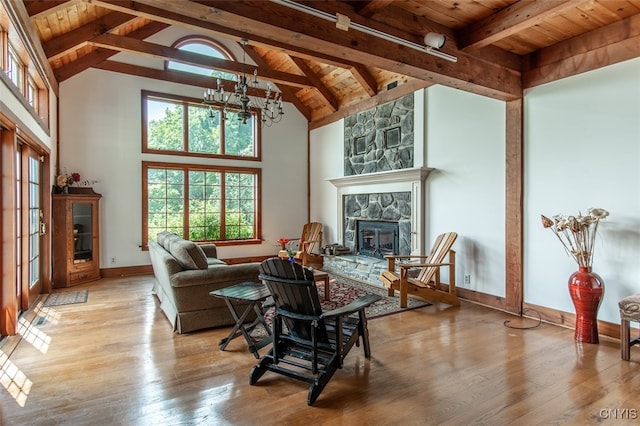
left=1, top=275, right=638, bottom=426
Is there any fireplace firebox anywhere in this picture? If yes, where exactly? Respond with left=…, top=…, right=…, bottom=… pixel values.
left=357, top=220, right=399, bottom=258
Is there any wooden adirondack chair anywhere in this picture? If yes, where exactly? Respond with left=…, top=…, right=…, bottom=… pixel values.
left=288, top=222, right=324, bottom=267
left=250, top=258, right=381, bottom=406
left=379, top=232, right=459, bottom=308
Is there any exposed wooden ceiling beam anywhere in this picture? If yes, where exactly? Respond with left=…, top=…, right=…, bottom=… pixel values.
left=354, top=0, right=395, bottom=18
left=93, top=60, right=298, bottom=104
left=88, top=0, right=521, bottom=100
left=86, top=33, right=315, bottom=89
left=310, top=79, right=432, bottom=130
left=285, top=0, right=458, bottom=51
left=243, top=45, right=312, bottom=120
left=458, top=0, right=587, bottom=51
left=290, top=57, right=339, bottom=112
left=54, top=21, right=169, bottom=81
left=212, top=0, right=522, bottom=100
left=23, top=0, right=83, bottom=19
left=336, top=0, right=523, bottom=70
left=43, top=11, right=138, bottom=61
left=181, top=0, right=521, bottom=100
left=523, top=14, right=640, bottom=88
left=88, top=0, right=388, bottom=83
left=347, top=63, right=378, bottom=97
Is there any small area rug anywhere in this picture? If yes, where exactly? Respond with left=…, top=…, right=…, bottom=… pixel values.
left=42, top=290, right=89, bottom=307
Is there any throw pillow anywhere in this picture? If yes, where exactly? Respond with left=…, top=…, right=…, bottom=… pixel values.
left=156, top=231, right=172, bottom=248
left=170, top=239, right=208, bottom=270
left=164, top=233, right=182, bottom=251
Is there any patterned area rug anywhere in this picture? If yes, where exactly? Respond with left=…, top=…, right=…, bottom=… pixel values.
left=251, top=274, right=430, bottom=340
left=42, top=290, right=89, bottom=307
left=321, top=273, right=431, bottom=319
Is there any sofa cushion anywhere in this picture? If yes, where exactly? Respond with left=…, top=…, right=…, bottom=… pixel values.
left=169, top=239, right=208, bottom=270
left=207, top=258, right=227, bottom=266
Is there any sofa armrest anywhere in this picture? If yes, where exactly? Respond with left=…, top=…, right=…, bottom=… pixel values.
left=200, top=244, right=218, bottom=259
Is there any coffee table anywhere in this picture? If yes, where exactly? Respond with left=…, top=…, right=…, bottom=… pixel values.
left=209, top=282, right=273, bottom=359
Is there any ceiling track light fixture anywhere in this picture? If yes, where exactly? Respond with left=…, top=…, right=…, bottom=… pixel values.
left=272, top=0, right=457, bottom=63
left=203, top=39, right=284, bottom=127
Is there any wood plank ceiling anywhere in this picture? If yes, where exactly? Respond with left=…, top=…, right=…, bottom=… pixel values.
left=19, top=0, right=640, bottom=127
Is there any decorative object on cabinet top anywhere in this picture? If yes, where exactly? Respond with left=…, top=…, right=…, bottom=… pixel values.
left=54, top=169, right=99, bottom=194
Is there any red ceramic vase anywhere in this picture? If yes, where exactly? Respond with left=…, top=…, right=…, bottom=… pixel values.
left=568, top=266, right=604, bottom=344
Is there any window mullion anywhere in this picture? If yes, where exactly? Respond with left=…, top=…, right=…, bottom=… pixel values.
left=220, top=106, right=225, bottom=155
left=220, top=172, right=226, bottom=240
left=183, top=167, right=189, bottom=239
left=183, top=102, right=189, bottom=152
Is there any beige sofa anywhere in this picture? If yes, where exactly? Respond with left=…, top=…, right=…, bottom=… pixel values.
left=149, top=231, right=261, bottom=334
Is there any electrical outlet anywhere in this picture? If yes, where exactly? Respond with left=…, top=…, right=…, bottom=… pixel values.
left=464, top=274, right=471, bottom=285
left=110, top=257, right=116, bottom=264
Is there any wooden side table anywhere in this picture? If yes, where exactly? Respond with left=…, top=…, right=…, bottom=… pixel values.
left=210, top=282, right=273, bottom=359
left=313, top=270, right=331, bottom=301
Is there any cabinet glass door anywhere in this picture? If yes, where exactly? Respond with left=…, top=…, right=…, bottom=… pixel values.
left=72, top=202, right=93, bottom=263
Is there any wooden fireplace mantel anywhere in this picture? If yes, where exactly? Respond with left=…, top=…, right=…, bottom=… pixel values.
left=327, top=167, right=434, bottom=188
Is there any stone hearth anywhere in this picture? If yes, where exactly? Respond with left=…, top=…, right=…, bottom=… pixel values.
left=322, top=255, right=388, bottom=287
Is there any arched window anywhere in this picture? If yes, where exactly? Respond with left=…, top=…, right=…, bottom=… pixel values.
left=167, top=37, right=236, bottom=81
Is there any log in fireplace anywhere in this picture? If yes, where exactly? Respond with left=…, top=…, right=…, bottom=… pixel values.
left=357, top=220, right=399, bottom=258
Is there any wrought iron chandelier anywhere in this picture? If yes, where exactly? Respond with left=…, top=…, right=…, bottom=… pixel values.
left=203, top=40, right=284, bottom=127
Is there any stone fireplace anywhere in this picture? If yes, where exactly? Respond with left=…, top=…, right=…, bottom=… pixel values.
left=343, top=192, right=411, bottom=257
left=325, top=167, right=433, bottom=284
left=322, top=93, right=431, bottom=285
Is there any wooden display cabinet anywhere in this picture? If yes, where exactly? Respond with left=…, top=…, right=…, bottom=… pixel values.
left=52, top=190, right=102, bottom=288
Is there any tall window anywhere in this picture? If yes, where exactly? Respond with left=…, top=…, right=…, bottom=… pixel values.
left=7, top=45, right=22, bottom=88
left=143, top=162, right=260, bottom=247
left=143, top=91, right=259, bottom=159
left=27, top=76, right=37, bottom=110
left=143, top=37, right=262, bottom=248
left=0, top=28, right=5, bottom=71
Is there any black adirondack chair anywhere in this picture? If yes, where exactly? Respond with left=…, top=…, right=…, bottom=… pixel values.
left=249, top=258, right=381, bottom=405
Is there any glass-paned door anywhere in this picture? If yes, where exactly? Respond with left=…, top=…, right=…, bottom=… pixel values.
left=15, top=145, right=23, bottom=312
left=28, top=155, right=42, bottom=295
left=18, top=146, right=43, bottom=308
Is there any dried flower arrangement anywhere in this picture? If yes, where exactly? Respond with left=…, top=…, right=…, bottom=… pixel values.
left=541, top=208, right=609, bottom=268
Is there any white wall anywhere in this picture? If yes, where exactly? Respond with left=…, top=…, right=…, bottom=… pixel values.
left=525, top=58, right=640, bottom=324
left=310, top=85, right=506, bottom=297
left=425, top=86, right=506, bottom=296
left=309, top=120, right=344, bottom=246
left=59, top=68, right=308, bottom=267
